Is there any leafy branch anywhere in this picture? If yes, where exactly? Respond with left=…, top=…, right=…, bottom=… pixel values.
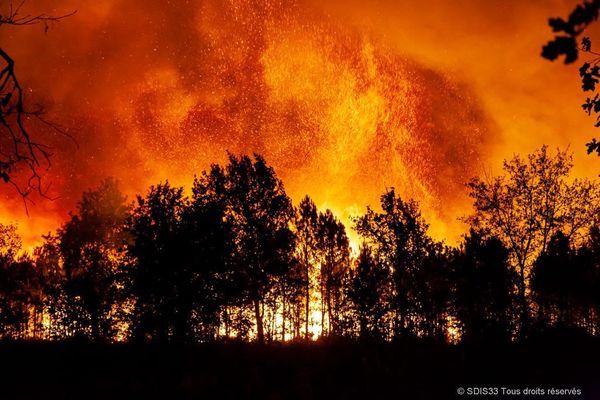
left=542, top=0, right=600, bottom=157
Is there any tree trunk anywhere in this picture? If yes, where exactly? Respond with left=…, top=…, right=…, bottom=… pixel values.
left=326, top=285, right=332, bottom=336
left=396, top=303, right=406, bottom=339
left=224, top=306, right=230, bottom=338
left=91, top=309, right=101, bottom=342
left=295, top=304, right=301, bottom=339
left=281, top=289, right=287, bottom=341
left=254, top=299, right=264, bottom=344
left=321, top=277, right=325, bottom=336
left=305, top=253, right=310, bottom=340
left=518, top=263, right=529, bottom=339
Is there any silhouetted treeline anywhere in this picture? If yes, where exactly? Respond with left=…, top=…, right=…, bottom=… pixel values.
left=1, top=148, right=600, bottom=344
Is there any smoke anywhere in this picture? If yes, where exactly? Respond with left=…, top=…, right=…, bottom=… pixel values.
left=1, top=0, right=516, bottom=247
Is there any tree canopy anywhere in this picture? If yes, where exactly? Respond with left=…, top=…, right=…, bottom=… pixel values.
left=0, top=148, right=598, bottom=343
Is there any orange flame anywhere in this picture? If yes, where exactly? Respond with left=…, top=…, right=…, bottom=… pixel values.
left=1, top=0, right=596, bottom=249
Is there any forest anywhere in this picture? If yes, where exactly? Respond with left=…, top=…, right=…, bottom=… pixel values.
left=5, top=0, right=600, bottom=398
left=1, top=146, right=599, bottom=347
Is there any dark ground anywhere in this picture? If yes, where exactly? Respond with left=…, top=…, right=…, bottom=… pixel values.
left=1, top=334, right=599, bottom=400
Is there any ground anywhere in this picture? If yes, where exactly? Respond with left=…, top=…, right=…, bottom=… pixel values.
left=1, top=335, right=599, bottom=399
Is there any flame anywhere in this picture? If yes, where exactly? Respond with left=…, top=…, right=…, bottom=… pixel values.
left=1, top=0, right=596, bottom=249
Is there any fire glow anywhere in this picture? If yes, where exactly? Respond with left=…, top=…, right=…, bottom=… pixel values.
left=0, top=0, right=595, bottom=248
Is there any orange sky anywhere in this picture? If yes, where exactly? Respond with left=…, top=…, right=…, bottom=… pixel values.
left=1, top=0, right=599, bottom=249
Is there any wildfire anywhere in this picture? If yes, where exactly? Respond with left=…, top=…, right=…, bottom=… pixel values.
left=1, top=0, right=510, bottom=248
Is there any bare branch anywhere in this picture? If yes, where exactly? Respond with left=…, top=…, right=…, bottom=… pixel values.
left=0, top=2, right=76, bottom=204
left=0, top=2, right=76, bottom=31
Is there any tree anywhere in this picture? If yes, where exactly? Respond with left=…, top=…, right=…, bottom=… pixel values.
left=187, top=175, right=236, bottom=341
left=0, top=224, right=46, bottom=340
left=531, top=230, right=600, bottom=333
left=58, top=178, right=129, bottom=341
left=295, top=196, right=318, bottom=339
left=466, top=146, right=600, bottom=337
left=34, top=233, right=68, bottom=339
left=541, top=0, right=600, bottom=155
left=316, top=209, right=350, bottom=337
left=354, top=188, right=436, bottom=339
left=532, top=232, right=575, bottom=329
left=0, top=2, right=74, bottom=197
left=453, top=230, right=515, bottom=343
left=580, top=226, right=600, bottom=333
left=0, top=223, right=28, bottom=338
left=126, top=182, right=187, bottom=342
left=195, top=154, right=296, bottom=343
left=413, top=243, right=452, bottom=341
left=346, top=245, right=388, bottom=340
left=277, top=257, right=305, bottom=340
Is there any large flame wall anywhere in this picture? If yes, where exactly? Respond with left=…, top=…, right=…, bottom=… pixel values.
left=0, top=0, right=597, bottom=248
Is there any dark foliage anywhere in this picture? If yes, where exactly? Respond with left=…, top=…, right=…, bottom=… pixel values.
left=542, top=0, right=600, bottom=64
left=542, top=0, right=600, bottom=155
left=353, top=188, right=447, bottom=339
left=452, top=230, right=515, bottom=343
left=0, top=149, right=598, bottom=347
left=346, top=246, right=388, bottom=340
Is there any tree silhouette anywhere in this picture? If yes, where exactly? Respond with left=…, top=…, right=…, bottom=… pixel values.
left=0, top=223, right=28, bottom=338
left=1, top=150, right=600, bottom=346
left=467, top=146, right=600, bottom=337
left=532, top=232, right=576, bottom=329
left=346, top=245, right=389, bottom=340
left=0, top=224, right=46, bottom=339
left=531, top=230, right=600, bottom=333
left=187, top=174, right=237, bottom=341
left=354, top=188, right=436, bottom=339
left=453, top=230, right=515, bottom=343
left=58, top=178, right=128, bottom=341
left=581, top=226, right=600, bottom=333
left=127, top=182, right=187, bottom=342
left=0, top=2, right=74, bottom=198
left=198, top=154, right=296, bottom=343
left=33, top=233, right=68, bottom=339
left=295, top=196, right=318, bottom=339
left=541, top=0, right=600, bottom=155
left=277, top=257, right=305, bottom=340
left=316, top=209, right=350, bottom=337
left=413, top=243, right=452, bottom=341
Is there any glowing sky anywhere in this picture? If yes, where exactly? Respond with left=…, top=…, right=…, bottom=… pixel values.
left=1, top=0, right=598, bottom=249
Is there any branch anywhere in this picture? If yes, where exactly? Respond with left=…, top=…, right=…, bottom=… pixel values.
left=0, top=1, right=76, bottom=32
left=0, top=2, right=76, bottom=207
